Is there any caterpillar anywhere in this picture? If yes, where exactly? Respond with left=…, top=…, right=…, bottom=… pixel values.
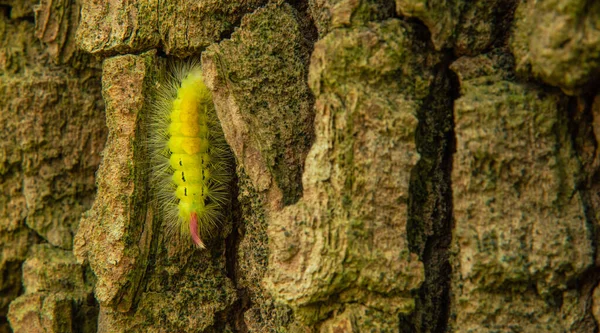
left=150, top=61, right=232, bottom=249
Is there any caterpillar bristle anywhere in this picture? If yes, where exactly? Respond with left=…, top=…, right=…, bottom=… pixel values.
left=149, top=60, right=233, bottom=250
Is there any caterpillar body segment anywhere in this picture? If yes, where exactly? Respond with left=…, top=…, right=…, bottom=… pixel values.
left=150, top=62, right=231, bottom=248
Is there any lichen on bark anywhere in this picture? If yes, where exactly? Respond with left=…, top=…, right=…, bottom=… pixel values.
left=450, top=50, right=594, bottom=332
left=76, top=0, right=268, bottom=57
left=264, top=18, right=439, bottom=329
left=3, top=0, right=600, bottom=332
left=7, top=244, right=97, bottom=333
left=202, top=2, right=316, bottom=331
left=395, top=0, right=518, bottom=56
left=1, top=3, right=106, bottom=331
left=511, top=0, right=600, bottom=95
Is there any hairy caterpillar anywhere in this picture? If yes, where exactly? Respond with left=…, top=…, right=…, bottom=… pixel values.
left=150, top=61, right=231, bottom=248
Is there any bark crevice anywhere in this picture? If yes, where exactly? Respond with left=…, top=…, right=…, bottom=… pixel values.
left=406, top=45, right=457, bottom=332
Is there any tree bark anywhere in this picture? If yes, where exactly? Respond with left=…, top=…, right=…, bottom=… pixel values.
left=1, top=0, right=599, bottom=332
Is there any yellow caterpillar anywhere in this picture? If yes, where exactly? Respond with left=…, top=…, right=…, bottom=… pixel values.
left=150, top=61, right=231, bottom=248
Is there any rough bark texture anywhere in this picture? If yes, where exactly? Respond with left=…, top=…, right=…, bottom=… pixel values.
left=511, top=0, right=600, bottom=95
left=450, top=51, right=594, bottom=332
left=1, top=1, right=105, bottom=332
left=1, top=0, right=600, bottom=332
left=394, top=0, right=518, bottom=56
left=76, top=0, right=268, bottom=57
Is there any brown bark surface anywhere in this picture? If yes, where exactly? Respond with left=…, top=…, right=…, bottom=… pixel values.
left=1, top=0, right=599, bottom=332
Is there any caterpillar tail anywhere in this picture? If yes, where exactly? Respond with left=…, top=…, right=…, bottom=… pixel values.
left=189, top=212, right=204, bottom=248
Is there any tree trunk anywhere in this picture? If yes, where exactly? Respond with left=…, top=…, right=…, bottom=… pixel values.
left=1, top=0, right=599, bottom=332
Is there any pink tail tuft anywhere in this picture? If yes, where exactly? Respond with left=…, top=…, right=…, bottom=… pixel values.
left=190, top=212, right=205, bottom=248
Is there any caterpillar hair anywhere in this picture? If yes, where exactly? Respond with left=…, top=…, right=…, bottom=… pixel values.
left=149, top=60, right=232, bottom=248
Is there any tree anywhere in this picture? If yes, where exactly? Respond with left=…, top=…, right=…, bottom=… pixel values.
left=1, top=0, right=599, bottom=332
